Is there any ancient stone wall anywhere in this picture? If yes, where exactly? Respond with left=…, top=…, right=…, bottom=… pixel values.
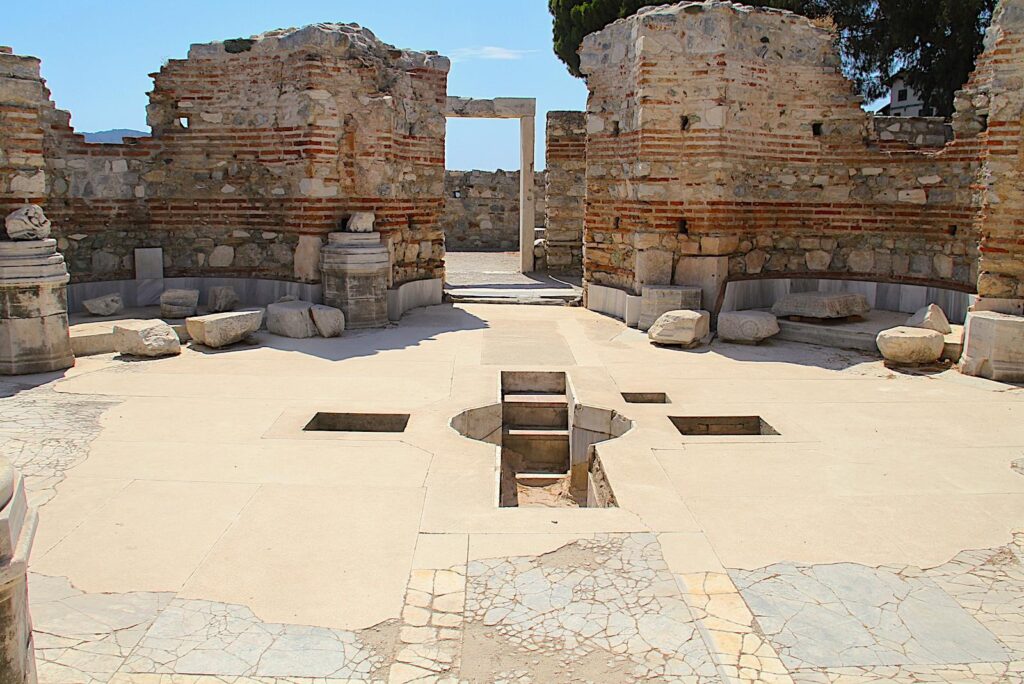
left=0, top=25, right=450, bottom=289
left=578, top=1, right=1003, bottom=310
left=953, top=0, right=1024, bottom=306
left=442, top=170, right=545, bottom=251
left=544, top=111, right=586, bottom=275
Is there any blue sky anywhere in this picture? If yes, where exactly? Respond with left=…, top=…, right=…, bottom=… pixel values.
left=3, top=1, right=588, bottom=171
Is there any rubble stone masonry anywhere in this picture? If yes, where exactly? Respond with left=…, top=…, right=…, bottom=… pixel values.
left=0, top=25, right=450, bottom=289
left=545, top=111, right=586, bottom=275
left=442, top=170, right=545, bottom=251
left=579, top=0, right=1024, bottom=310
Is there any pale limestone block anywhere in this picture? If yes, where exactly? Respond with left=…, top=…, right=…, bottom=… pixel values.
left=772, top=292, right=869, bottom=319
left=876, top=326, right=944, bottom=364
left=347, top=212, right=376, bottom=233
left=718, top=311, right=780, bottom=344
left=639, top=285, right=702, bottom=331
left=266, top=301, right=318, bottom=338
left=207, top=286, right=239, bottom=313
left=310, top=304, right=345, bottom=338
left=648, top=310, right=710, bottom=347
left=186, top=310, right=263, bottom=349
left=805, top=250, right=831, bottom=271
left=83, top=294, right=123, bottom=317
left=293, top=235, right=323, bottom=282
left=4, top=205, right=51, bottom=240
left=635, top=249, right=673, bottom=287
left=906, top=304, right=952, bottom=334
left=113, top=320, right=181, bottom=357
left=208, top=245, right=235, bottom=268
left=960, top=311, right=1024, bottom=382
left=847, top=249, right=874, bottom=273
left=159, top=289, right=199, bottom=318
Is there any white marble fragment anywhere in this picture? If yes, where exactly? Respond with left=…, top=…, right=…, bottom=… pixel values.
left=876, top=326, right=944, bottom=364
left=4, top=205, right=51, bottom=240
left=83, top=294, right=123, bottom=317
left=648, top=310, right=710, bottom=347
left=186, top=310, right=263, bottom=349
left=717, top=310, right=779, bottom=344
left=310, top=304, right=344, bottom=338
left=266, top=301, right=318, bottom=338
left=906, top=303, right=952, bottom=334
left=113, top=321, right=181, bottom=357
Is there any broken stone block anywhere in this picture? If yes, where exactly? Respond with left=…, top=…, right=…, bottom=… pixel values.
left=648, top=310, right=710, bottom=348
left=4, top=205, right=51, bottom=240
left=160, top=289, right=200, bottom=318
left=718, top=311, right=780, bottom=344
left=310, top=304, right=344, bottom=338
left=83, top=294, right=123, bottom=317
left=113, top=320, right=181, bottom=357
left=876, top=326, right=944, bottom=364
left=639, top=285, right=702, bottom=331
left=960, top=311, right=1024, bottom=382
left=771, top=292, right=869, bottom=319
left=346, top=212, right=376, bottom=233
left=266, top=301, right=318, bottom=338
left=207, top=286, right=239, bottom=313
left=186, top=310, right=263, bottom=349
left=906, top=303, right=952, bottom=334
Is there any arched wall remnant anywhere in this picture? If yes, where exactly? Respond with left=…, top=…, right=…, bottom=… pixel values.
left=578, top=0, right=1024, bottom=313
left=0, top=26, right=450, bottom=289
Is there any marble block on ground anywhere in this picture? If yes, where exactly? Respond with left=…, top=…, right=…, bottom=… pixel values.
left=207, top=286, right=239, bottom=313
left=960, top=311, right=1024, bottom=382
left=83, top=294, right=123, bottom=317
left=186, top=310, right=263, bottom=349
left=266, top=301, right=318, bottom=339
left=160, top=289, right=199, bottom=319
left=310, top=305, right=344, bottom=338
left=718, top=311, right=780, bottom=344
left=876, top=326, right=944, bottom=364
left=772, top=292, right=870, bottom=319
left=648, top=310, right=710, bottom=348
left=113, top=321, right=181, bottom=357
left=639, top=286, right=702, bottom=331
left=906, top=303, right=952, bottom=334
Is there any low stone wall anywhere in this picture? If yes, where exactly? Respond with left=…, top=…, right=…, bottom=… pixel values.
left=441, top=170, right=545, bottom=251
left=870, top=116, right=953, bottom=149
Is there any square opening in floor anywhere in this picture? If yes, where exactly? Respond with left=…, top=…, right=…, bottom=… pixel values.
left=669, top=415, right=778, bottom=436
left=621, top=392, right=670, bottom=404
left=303, top=412, right=410, bottom=433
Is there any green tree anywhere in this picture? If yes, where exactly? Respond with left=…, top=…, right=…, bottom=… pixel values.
left=549, top=0, right=994, bottom=117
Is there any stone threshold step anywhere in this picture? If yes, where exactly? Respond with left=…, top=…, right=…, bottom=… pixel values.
left=502, top=393, right=568, bottom=406
left=504, top=428, right=570, bottom=438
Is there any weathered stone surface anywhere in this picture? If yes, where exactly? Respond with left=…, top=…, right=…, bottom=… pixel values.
left=0, top=460, right=37, bottom=682
left=347, top=212, right=376, bottom=233
left=320, top=233, right=390, bottom=329
left=772, top=292, right=870, bottom=320
left=113, top=320, right=181, bottom=357
left=310, top=305, right=344, bottom=338
left=718, top=311, right=780, bottom=344
left=876, top=326, right=944, bottom=364
left=186, top=310, right=263, bottom=348
left=4, top=204, right=51, bottom=240
left=443, top=171, right=547, bottom=252
left=648, top=310, right=710, bottom=347
left=906, top=303, right=952, bottom=334
left=83, top=293, right=123, bottom=317
left=639, top=286, right=702, bottom=331
left=960, top=311, right=1024, bottom=382
left=160, top=289, right=200, bottom=318
left=266, top=301, right=318, bottom=338
left=207, top=286, right=239, bottom=313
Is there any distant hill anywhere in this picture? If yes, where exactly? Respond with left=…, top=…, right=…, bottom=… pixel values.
left=82, top=129, right=149, bottom=144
